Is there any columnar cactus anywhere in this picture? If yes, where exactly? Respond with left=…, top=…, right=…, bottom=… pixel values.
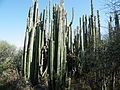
left=22, top=0, right=48, bottom=85
left=26, top=0, right=38, bottom=80
left=97, top=10, right=101, bottom=42
left=22, top=0, right=103, bottom=89
left=47, top=1, right=68, bottom=89
left=114, top=12, right=119, bottom=30
left=108, top=16, right=113, bottom=40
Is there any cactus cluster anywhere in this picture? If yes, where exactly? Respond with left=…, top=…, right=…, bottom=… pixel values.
left=22, top=0, right=103, bottom=89
left=22, top=0, right=47, bottom=85
left=22, top=0, right=67, bottom=88
left=48, top=2, right=68, bottom=89
left=73, top=0, right=101, bottom=75
left=108, top=12, right=120, bottom=40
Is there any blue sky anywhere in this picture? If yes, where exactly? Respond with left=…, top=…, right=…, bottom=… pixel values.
left=0, top=0, right=107, bottom=48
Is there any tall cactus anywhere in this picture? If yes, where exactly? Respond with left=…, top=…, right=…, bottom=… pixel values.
left=108, top=16, right=113, bottom=40
left=23, top=6, right=33, bottom=81
left=114, top=12, right=119, bottom=30
left=48, top=21, right=54, bottom=89
left=22, top=0, right=104, bottom=89
left=22, top=0, right=48, bottom=84
left=97, top=10, right=101, bottom=42
left=47, top=2, right=68, bottom=89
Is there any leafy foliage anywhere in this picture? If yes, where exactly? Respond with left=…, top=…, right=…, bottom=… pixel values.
left=0, top=41, right=22, bottom=87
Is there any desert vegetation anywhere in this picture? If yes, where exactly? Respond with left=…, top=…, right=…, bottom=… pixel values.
left=0, top=0, right=120, bottom=90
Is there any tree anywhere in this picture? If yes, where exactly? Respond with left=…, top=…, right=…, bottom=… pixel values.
left=0, top=41, right=16, bottom=65
left=104, top=0, right=120, bottom=15
left=14, top=49, right=23, bottom=75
